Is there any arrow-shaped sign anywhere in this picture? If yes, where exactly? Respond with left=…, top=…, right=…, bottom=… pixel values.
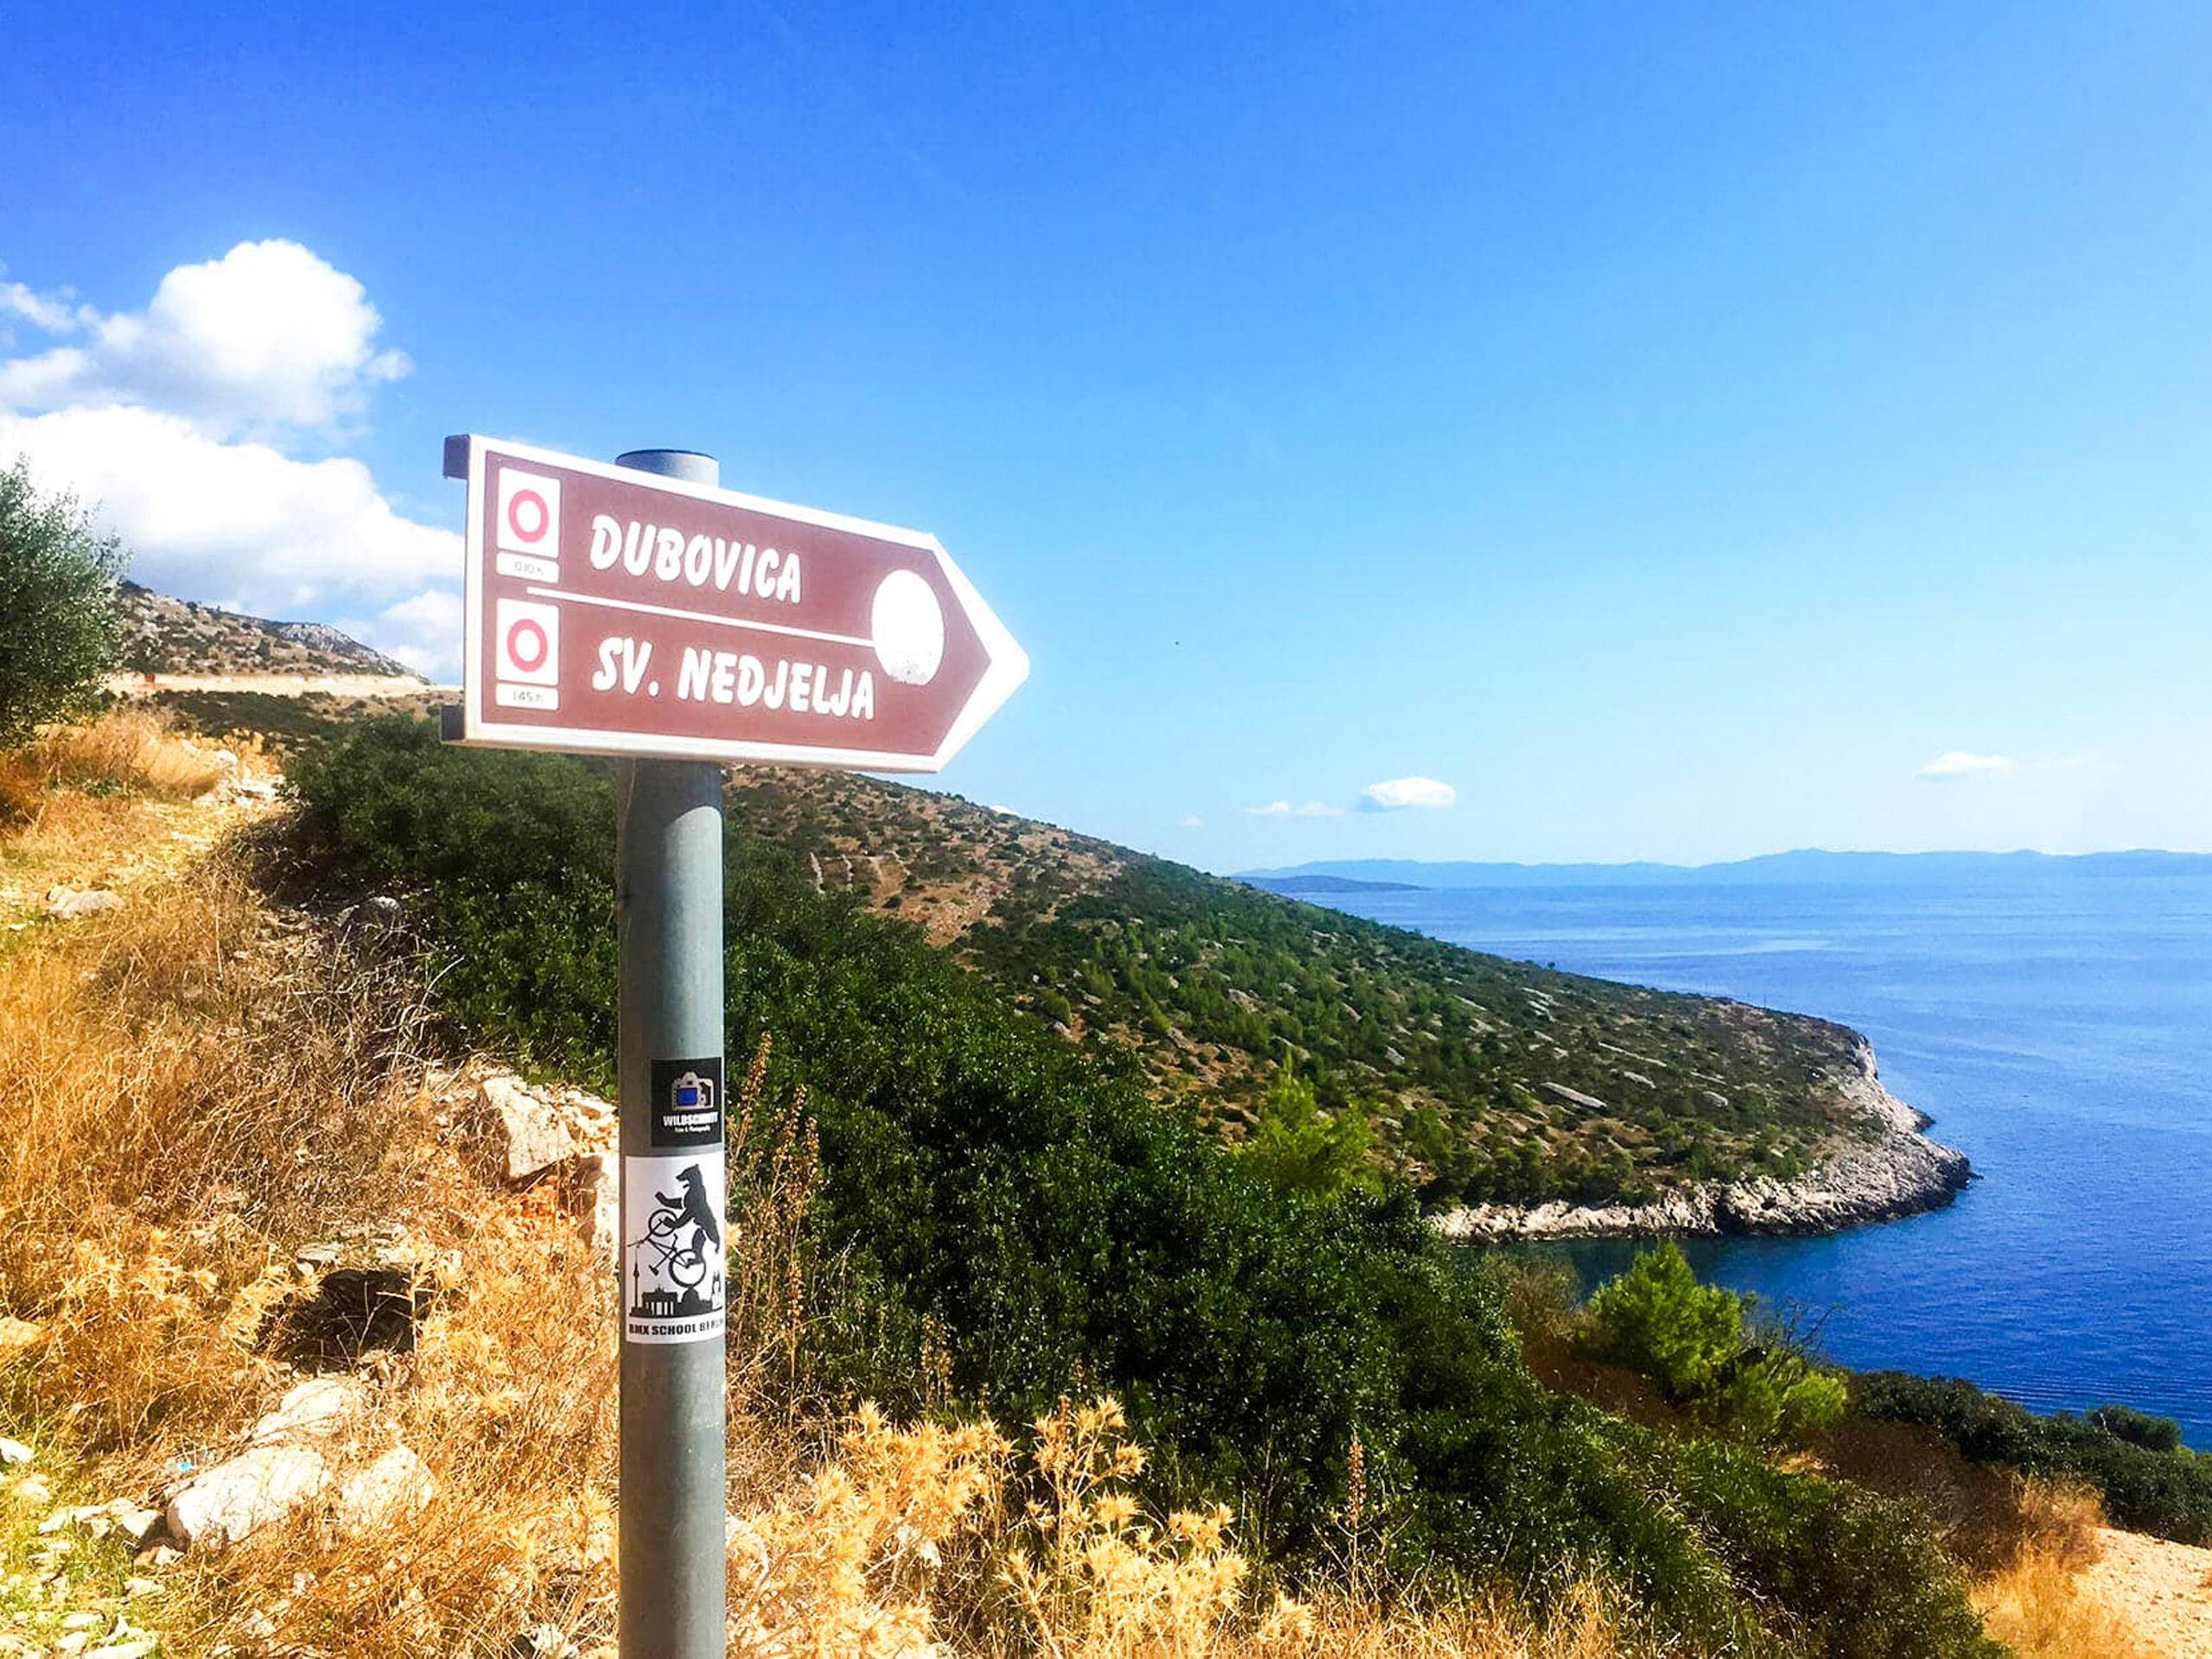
left=444, top=435, right=1027, bottom=771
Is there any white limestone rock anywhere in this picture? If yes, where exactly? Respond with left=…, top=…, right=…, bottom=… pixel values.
left=165, top=1443, right=333, bottom=1551
left=43, top=887, right=124, bottom=919
left=334, top=1445, right=434, bottom=1534
left=475, top=1074, right=578, bottom=1183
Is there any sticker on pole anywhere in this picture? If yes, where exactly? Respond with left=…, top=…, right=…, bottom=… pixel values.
left=624, top=1152, right=725, bottom=1344
left=650, top=1057, right=724, bottom=1149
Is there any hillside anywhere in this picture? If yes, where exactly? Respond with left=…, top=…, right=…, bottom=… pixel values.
left=724, top=766, right=1948, bottom=1212
left=0, top=711, right=2180, bottom=1658
left=116, top=582, right=416, bottom=678
left=0, top=712, right=2035, bottom=1659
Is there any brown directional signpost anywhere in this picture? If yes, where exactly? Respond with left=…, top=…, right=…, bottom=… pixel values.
left=442, top=435, right=1026, bottom=1659
left=445, top=435, right=1028, bottom=770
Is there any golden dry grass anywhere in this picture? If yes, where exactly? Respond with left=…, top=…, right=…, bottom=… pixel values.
left=1973, top=1535, right=2157, bottom=1659
left=0, top=707, right=236, bottom=830
left=0, top=870, right=435, bottom=1459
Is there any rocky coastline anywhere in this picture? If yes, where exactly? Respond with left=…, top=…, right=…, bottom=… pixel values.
left=1434, top=1035, right=1974, bottom=1243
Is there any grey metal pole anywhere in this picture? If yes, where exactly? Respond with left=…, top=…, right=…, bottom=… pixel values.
left=614, top=448, right=727, bottom=1659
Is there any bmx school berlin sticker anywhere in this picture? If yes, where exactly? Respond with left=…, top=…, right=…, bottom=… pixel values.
left=624, top=1152, right=726, bottom=1344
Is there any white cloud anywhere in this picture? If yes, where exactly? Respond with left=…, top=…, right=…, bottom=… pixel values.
left=1178, top=814, right=1205, bottom=829
left=1360, top=775, right=1457, bottom=811
left=0, top=405, right=457, bottom=614
left=341, top=588, right=464, bottom=681
left=1244, top=800, right=1344, bottom=818
left=0, top=245, right=458, bottom=657
left=0, top=240, right=408, bottom=438
left=0, top=278, right=93, bottom=335
left=1917, top=751, right=2016, bottom=781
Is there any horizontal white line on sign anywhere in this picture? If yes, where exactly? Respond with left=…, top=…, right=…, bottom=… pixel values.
left=524, top=585, right=874, bottom=649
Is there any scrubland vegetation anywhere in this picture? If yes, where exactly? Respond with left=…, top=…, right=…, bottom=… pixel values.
left=0, top=706, right=2184, bottom=1656
left=728, top=763, right=1882, bottom=1206
left=114, top=582, right=415, bottom=680
left=1851, top=1374, right=2212, bottom=1545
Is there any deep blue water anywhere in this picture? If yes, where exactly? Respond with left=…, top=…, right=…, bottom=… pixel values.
left=1316, top=878, right=2212, bottom=1448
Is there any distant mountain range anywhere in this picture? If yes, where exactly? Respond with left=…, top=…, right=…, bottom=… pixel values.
left=1239, top=849, right=2212, bottom=889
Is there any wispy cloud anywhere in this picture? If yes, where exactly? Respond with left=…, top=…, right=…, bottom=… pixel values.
left=1917, top=749, right=2123, bottom=782
left=1359, top=776, right=1457, bottom=812
left=1917, top=751, right=2016, bottom=781
left=1178, top=814, right=1206, bottom=829
left=1244, top=800, right=1345, bottom=818
left=0, top=274, right=94, bottom=336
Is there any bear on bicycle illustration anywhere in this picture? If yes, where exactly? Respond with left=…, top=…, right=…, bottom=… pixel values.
left=626, top=1160, right=725, bottom=1323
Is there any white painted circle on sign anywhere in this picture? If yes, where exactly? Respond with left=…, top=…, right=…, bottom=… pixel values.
left=506, top=617, right=549, bottom=672
left=870, top=569, right=944, bottom=686
left=493, top=596, right=561, bottom=686
left=507, top=488, right=550, bottom=545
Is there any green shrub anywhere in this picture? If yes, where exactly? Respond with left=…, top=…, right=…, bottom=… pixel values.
left=1239, top=1059, right=1377, bottom=1201
left=1578, top=1243, right=1847, bottom=1448
left=1706, top=1351, right=1850, bottom=1447
left=1609, top=1418, right=2003, bottom=1659
left=2088, top=1402, right=2184, bottom=1455
left=1580, top=1242, right=1741, bottom=1398
left=1855, top=1371, right=2212, bottom=1544
left=0, top=458, right=127, bottom=743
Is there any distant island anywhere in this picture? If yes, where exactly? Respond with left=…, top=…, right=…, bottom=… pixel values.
left=1240, top=848, right=2212, bottom=888
left=1242, top=874, right=1427, bottom=894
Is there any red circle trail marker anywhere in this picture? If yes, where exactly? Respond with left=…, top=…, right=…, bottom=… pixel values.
left=446, top=435, right=1029, bottom=772
left=505, top=617, right=549, bottom=671
left=507, top=488, right=550, bottom=543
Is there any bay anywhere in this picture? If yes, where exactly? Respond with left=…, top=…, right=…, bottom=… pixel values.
left=1312, top=876, right=2212, bottom=1448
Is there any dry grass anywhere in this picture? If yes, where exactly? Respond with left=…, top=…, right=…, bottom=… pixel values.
left=0, top=707, right=236, bottom=829
left=0, top=864, right=435, bottom=1459
left=721, top=1392, right=1654, bottom=1659
left=1954, top=1475, right=2152, bottom=1658
left=1974, top=1535, right=2156, bottom=1659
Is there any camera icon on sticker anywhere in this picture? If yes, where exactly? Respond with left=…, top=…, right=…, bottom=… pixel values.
left=671, top=1071, right=715, bottom=1116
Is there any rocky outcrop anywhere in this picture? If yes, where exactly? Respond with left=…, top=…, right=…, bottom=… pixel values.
left=43, top=887, right=124, bottom=919
left=162, top=1379, right=365, bottom=1550
left=1436, top=1035, right=1973, bottom=1242
left=438, top=1064, right=620, bottom=1265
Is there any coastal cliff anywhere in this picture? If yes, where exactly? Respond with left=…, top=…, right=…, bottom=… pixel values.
left=1435, top=1034, right=1973, bottom=1241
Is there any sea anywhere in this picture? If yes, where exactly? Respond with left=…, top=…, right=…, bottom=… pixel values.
left=1310, top=875, right=2212, bottom=1449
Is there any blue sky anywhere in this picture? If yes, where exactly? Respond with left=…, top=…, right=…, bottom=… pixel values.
left=3, top=3, right=2207, bottom=869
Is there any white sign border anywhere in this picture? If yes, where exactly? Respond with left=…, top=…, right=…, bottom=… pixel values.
left=449, top=435, right=1028, bottom=772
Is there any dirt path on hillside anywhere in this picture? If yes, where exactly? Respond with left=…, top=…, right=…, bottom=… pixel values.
left=0, top=788, right=278, bottom=926
left=2082, top=1525, right=2212, bottom=1656
left=105, top=671, right=445, bottom=697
